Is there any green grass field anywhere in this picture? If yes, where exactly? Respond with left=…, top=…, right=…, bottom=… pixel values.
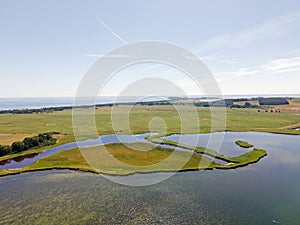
left=0, top=105, right=297, bottom=176
left=0, top=106, right=299, bottom=138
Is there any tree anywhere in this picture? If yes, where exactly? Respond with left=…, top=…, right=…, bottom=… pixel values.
left=0, top=145, right=11, bottom=156
left=244, top=102, right=252, bottom=108
left=259, top=98, right=289, bottom=106
left=23, top=137, right=39, bottom=149
left=11, top=142, right=26, bottom=153
left=45, top=134, right=52, bottom=140
left=2, top=133, right=57, bottom=156
left=38, top=134, right=46, bottom=143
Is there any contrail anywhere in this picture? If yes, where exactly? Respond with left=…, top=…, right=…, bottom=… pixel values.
left=98, top=19, right=128, bottom=44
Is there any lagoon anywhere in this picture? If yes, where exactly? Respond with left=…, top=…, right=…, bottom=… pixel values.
left=0, top=133, right=150, bottom=170
left=1, top=132, right=297, bottom=171
left=0, top=132, right=300, bottom=225
left=0, top=132, right=300, bottom=224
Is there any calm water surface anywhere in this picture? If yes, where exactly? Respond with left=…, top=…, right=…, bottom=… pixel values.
left=0, top=133, right=150, bottom=170
left=0, top=132, right=300, bottom=225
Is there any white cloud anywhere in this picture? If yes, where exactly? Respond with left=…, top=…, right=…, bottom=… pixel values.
left=261, top=57, right=300, bottom=74
left=197, top=12, right=300, bottom=53
left=217, top=57, right=300, bottom=80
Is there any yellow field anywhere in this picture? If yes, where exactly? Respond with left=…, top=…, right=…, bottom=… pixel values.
left=0, top=133, right=35, bottom=145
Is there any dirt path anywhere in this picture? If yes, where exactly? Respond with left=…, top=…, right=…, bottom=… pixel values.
left=277, top=122, right=300, bottom=130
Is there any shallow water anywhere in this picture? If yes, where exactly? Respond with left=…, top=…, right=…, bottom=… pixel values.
left=156, top=143, right=228, bottom=165
left=0, top=132, right=300, bottom=224
left=0, top=132, right=232, bottom=170
left=165, top=132, right=257, bottom=157
left=0, top=133, right=150, bottom=170
left=0, top=131, right=295, bottom=169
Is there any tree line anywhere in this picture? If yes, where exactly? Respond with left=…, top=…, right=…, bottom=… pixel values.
left=0, top=100, right=173, bottom=114
left=0, top=107, right=68, bottom=114
left=194, top=97, right=290, bottom=108
left=0, top=133, right=57, bottom=157
left=258, top=98, right=289, bottom=105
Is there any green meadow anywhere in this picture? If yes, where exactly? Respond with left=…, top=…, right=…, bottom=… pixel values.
left=0, top=105, right=299, bottom=176
left=0, top=141, right=266, bottom=177
left=0, top=105, right=299, bottom=137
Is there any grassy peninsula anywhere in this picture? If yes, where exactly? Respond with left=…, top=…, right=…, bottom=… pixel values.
left=0, top=131, right=267, bottom=177
left=1, top=98, right=299, bottom=176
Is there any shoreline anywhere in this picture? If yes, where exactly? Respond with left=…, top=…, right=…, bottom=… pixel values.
left=0, top=131, right=268, bottom=178
left=1, top=95, right=300, bottom=110
left=0, top=152, right=267, bottom=178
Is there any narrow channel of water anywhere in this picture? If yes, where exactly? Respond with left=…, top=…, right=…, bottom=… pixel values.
left=165, top=132, right=254, bottom=157
left=0, top=133, right=150, bottom=170
left=0, top=132, right=235, bottom=170
left=2, top=131, right=294, bottom=170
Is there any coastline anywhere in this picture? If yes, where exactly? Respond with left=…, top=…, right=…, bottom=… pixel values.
left=0, top=131, right=269, bottom=177
left=0, top=98, right=299, bottom=177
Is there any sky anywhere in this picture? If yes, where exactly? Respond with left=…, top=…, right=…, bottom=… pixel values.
left=0, top=0, right=300, bottom=97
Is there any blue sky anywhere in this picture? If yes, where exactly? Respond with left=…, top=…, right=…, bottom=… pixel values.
left=0, top=0, right=300, bottom=97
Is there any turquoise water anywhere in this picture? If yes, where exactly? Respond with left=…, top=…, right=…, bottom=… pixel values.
left=0, top=132, right=300, bottom=224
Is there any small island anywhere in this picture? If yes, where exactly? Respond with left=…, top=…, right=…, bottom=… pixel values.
left=0, top=134, right=267, bottom=177
left=3, top=96, right=299, bottom=177
left=235, top=140, right=254, bottom=148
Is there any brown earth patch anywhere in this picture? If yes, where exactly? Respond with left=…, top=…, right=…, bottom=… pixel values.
left=0, top=133, right=35, bottom=145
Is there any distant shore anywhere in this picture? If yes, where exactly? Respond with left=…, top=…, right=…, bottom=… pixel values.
left=1, top=95, right=300, bottom=110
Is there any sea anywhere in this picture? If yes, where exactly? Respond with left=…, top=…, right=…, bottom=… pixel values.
left=0, top=94, right=299, bottom=110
